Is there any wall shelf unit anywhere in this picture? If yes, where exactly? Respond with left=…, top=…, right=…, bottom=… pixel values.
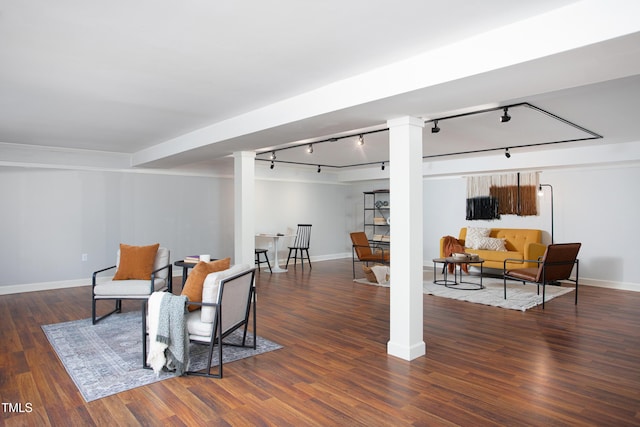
left=363, top=190, right=390, bottom=245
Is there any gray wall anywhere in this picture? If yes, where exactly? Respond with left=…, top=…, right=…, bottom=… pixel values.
left=254, top=178, right=350, bottom=263
left=0, top=168, right=233, bottom=286
left=421, top=165, right=640, bottom=285
left=2, top=161, right=639, bottom=289
left=0, top=167, right=351, bottom=288
left=344, top=165, right=640, bottom=287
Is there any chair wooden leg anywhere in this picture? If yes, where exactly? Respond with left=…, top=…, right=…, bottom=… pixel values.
left=261, top=251, right=272, bottom=273
left=287, top=248, right=309, bottom=269
left=256, top=251, right=272, bottom=273
left=298, top=249, right=304, bottom=270
left=286, top=249, right=293, bottom=268
left=264, top=254, right=272, bottom=273
left=305, top=249, right=311, bottom=269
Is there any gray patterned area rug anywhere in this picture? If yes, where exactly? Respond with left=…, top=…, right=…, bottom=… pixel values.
left=355, top=275, right=574, bottom=311
left=42, top=311, right=282, bottom=402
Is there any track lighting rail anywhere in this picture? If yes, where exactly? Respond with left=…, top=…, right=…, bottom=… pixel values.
left=257, top=102, right=602, bottom=170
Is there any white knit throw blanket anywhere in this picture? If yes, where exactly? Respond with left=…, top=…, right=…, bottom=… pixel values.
left=158, top=294, right=189, bottom=375
left=147, top=292, right=166, bottom=375
left=147, top=292, right=189, bottom=376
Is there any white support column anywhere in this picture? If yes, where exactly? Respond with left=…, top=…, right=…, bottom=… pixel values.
left=233, top=151, right=256, bottom=266
left=387, top=116, right=426, bottom=361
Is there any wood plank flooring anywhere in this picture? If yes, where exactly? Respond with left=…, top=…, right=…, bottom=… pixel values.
left=1, top=259, right=639, bottom=426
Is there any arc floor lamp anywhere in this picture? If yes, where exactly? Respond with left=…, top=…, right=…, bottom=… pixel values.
left=538, top=184, right=554, bottom=244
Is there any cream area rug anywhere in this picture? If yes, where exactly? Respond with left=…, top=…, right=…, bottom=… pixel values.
left=354, top=275, right=574, bottom=311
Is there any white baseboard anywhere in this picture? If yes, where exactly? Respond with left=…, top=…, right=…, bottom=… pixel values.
left=286, top=252, right=351, bottom=264
left=0, top=278, right=90, bottom=295
left=577, top=277, right=640, bottom=292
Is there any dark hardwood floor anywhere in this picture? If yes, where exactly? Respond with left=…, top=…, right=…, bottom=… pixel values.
left=1, top=259, right=639, bottom=426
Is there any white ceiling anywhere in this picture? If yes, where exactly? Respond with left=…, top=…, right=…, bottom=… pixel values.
left=1, top=0, right=640, bottom=173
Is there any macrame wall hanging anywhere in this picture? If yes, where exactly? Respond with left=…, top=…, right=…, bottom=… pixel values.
left=466, top=172, right=539, bottom=220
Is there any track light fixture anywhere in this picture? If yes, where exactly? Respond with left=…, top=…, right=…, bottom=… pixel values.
left=431, top=120, right=440, bottom=133
left=357, top=134, right=364, bottom=146
left=505, top=148, right=511, bottom=158
left=307, top=144, right=313, bottom=154
left=381, top=162, right=385, bottom=171
left=270, top=161, right=274, bottom=169
left=270, top=151, right=276, bottom=160
left=500, top=107, right=511, bottom=123
left=317, top=165, right=321, bottom=173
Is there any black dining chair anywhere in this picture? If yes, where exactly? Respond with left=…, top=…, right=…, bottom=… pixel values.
left=286, top=224, right=312, bottom=270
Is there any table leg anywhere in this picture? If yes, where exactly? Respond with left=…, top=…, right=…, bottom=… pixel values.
left=433, top=261, right=437, bottom=283
left=445, top=261, right=484, bottom=290
left=433, top=260, right=455, bottom=285
left=270, top=236, right=288, bottom=273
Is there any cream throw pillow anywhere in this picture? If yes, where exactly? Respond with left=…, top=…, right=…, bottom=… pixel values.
left=466, top=227, right=491, bottom=249
left=475, top=237, right=507, bottom=251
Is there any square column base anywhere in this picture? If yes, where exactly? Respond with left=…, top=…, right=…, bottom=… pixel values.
left=387, top=340, right=426, bottom=361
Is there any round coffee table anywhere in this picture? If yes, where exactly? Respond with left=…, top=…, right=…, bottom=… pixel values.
left=444, top=256, right=485, bottom=290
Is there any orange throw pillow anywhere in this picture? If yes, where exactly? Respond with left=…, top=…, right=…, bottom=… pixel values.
left=113, top=243, right=160, bottom=280
left=181, top=258, right=231, bottom=311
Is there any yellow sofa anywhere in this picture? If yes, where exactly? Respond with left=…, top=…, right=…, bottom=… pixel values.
left=439, top=227, right=546, bottom=269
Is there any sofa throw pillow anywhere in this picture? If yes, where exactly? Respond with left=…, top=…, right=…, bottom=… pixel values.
left=475, top=237, right=507, bottom=251
left=181, top=258, right=231, bottom=311
left=113, top=243, right=160, bottom=280
left=466, top=227, right=491, bottom=249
